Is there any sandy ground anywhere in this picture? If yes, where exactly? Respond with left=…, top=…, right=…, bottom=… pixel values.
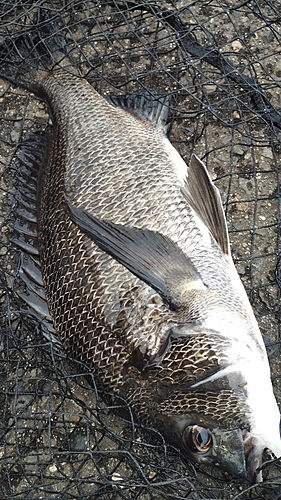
left=0, top=1, right=281, bottom=499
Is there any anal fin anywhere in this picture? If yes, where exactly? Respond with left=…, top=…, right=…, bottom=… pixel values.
left=108, top=92, right=170, bottom=131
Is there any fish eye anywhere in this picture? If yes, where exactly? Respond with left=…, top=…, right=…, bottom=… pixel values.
left=183, top=425, right=212, bottom=453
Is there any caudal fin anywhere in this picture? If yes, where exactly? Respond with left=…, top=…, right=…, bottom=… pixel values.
left=0, top=8, right=67, bottom=88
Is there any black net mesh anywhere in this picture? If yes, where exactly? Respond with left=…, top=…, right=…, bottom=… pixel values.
left=1, top=1, right=281, bottom=498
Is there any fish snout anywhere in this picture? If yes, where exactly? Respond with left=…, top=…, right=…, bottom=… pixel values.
left=208, top=427, right=248, bottom=480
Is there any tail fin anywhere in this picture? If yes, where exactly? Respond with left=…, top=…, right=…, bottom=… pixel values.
left=0, top=8, right=67, bottom=88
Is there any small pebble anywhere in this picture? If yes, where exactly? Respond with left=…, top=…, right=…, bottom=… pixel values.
left=232, top=40, right=243, bottom=51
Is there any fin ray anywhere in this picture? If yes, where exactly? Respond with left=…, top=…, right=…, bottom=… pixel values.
left=182, top=155, right=230, bottom=254
left=11, top=130, right=56, bottom=336
left=108, top=92, right=170, bottom=131
left=67, top=201, right=205, bottom=311
left=20, top=253, right=43, bottom=286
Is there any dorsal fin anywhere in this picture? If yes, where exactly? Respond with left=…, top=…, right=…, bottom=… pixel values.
left=107, top=92, right=170, bottom=131
left=11, top=130, right=56, bottom=337
left=182, top=155, right=230, bottom=255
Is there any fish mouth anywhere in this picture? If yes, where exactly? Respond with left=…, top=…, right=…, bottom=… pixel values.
left=243, top=432, right=271, bottom=483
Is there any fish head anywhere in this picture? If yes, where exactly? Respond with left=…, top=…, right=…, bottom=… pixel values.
left=157, top=400, right=281, bottom=482
left=157, top=398, right=248, bottom=479
left=149, top=325, right=281, bottom=482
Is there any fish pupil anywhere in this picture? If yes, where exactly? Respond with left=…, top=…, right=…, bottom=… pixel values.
left=197, top=428, right=209, bottom=447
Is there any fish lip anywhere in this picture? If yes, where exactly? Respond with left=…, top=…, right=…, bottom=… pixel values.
left=243, top=431, right=268, bottom=483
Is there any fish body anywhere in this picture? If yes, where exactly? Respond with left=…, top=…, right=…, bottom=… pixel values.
left=10, top=69, right=281, bottom=481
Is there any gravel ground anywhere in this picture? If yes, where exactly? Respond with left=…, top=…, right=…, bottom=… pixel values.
left=0, top=1, right=281, bottom=499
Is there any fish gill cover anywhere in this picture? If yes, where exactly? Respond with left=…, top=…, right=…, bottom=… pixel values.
left=0, top=0, right=281, bottom=498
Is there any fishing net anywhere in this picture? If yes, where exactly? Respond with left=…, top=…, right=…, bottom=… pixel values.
left=1, top=0, right=281, bottom=498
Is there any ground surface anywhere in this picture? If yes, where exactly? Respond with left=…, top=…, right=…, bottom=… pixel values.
left=1, top=1, right=281, bottom=499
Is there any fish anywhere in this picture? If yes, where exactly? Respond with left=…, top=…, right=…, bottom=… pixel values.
left=2, top=13, right=281, bottom=483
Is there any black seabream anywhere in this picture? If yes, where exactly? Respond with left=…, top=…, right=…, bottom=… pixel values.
left=3, top=25, right=281, bottom=483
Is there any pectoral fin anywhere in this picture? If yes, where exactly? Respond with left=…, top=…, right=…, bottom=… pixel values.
left=67, top=200, right=205, bottom=311
left=182, top=155, right=230, bottom=255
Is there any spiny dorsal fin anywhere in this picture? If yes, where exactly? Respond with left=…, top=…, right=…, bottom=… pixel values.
left=67, top=200, right=205, bottom=311
left=107, top=92, right=170, bottom=131
left=182, top=155, right=230, bottom=255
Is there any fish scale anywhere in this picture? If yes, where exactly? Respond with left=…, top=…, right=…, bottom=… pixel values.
left=8, top=66, right=281, bottom=482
